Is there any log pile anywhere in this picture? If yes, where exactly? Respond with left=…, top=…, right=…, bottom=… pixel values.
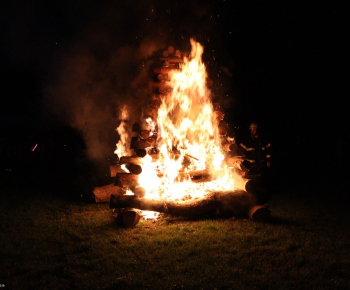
left=91, top=45, right=270, bottom=227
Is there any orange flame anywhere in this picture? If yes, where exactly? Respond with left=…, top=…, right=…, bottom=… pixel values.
left=136, top=39, right=241, bottom=201
left=115, top=105, right=131, bottom=157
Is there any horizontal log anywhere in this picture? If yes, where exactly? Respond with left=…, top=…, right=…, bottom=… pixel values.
left=110, top=164, right=128, bottom=177
left=135, top=148, right=147, bottom=157
left=125, top=163, right=142, bottom=175
left=158, top=169, right=210, bottom=182
left=245, top=179, right=271, bottom=205
left=110, top=190, right=260, bottom=219
left=119, top=156, right=142, bottom=165
left=160, top=57, right=184, bottom=63
left=249, top=205, right=271, bottom=222
left=154, top=67, right=181, bottom=74
left=93, top=184, right=125, bottom=203
left=130, top=185, right=146, bottom=198
left=130, top=136, right=157, bottom=149
left=115, top=173, right=139, bottom=188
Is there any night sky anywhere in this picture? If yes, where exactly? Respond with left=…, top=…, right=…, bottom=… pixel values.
left=1, top=1, right=348, bottom=182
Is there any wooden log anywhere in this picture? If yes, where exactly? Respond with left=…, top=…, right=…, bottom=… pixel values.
left=140, top=130, right=151, bottom=139
left=245, top=179, right=271, bottom=205
left=110, top=164, right=128, bottom=177
left=167, top=46, right=175, bottom=54
left=130, top=136, right=157, bottom=149
left=154, top=67, right=181, bottom=74
left=160, top=57, right=184, bottom=64
left=249, top=205, right=271, bottom=222
left=93, top=184, right=125, bottom=203
left=115, top=173, right=139, bottom=188
left=135, top=148, right=147, bottom=157
left=157, top=74, right=169, bottom=81
left=130, top=185, right=146, bottom=198
left=122, top=209, right=141, bottom=228
left=119, top=156, right=142, bottom=165
left=132, top=122, right=141, bottom=133
left=125, top=163, right=142, bottom=175
left=175, top=169, right=211, bottom=182
left=110, top=190, right=261, bottom=219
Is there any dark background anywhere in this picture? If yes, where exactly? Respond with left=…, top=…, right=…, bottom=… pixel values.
left=1, top=1, right=348, bottom=190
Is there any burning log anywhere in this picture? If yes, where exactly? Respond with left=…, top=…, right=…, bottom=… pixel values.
left=109, top=189, right=270, bottom=221
left=130, top=136, right=157, bottom=149
left=119, top=156, right=142, bottom=165
left=125, top=163, right=142, bottom=175
left=154, top=67, right=181, bottom=74
left=130, top=185, right=146, bottom=198
left=110, top=164, right=127, bottom=176
left=110, top=162, right=143, bottom=177
left=176, top=169, right=211, bottom=182
left=114, top=173, right=139, bottom=188
left=160, top=57, right=184, bottom=64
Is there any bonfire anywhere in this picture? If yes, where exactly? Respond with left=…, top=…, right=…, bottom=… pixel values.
left=93, top=39, right=270, bottom=227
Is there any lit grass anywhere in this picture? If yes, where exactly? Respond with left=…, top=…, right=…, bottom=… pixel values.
left=0, top=183, right=349, bottom=289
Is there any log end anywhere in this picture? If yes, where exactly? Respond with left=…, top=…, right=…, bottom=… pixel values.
left=93, top=184, right=124, bottom=203
left=249, top=205, right=271, bottom=222
left=122, top=209, right=141, bottom=228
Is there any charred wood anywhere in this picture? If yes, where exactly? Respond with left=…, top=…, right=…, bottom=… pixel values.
left=135, top=148, right=147, bottom=157
left=154, top=67, right=181, bottom=74
left=125, top=163, right=142, bottom=175
left=160, top=57, right=184, bottom=64
left=130, top=136, right=157, bottom=149
left=130, top=185, right=146, bottom=198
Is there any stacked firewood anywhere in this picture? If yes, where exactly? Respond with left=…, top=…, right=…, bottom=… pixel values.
left=92, top=46, right=269, bottom=227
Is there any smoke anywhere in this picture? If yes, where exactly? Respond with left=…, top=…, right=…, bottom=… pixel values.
left=43, top=15, right=166, bottom=160
left=42, top=0, right=224, bottom=161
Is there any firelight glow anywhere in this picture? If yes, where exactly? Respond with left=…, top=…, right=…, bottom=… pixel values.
left=116, top=39, right=244, bottom=203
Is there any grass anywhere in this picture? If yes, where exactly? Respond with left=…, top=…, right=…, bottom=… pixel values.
left=0, top=179, right=349, bottom=289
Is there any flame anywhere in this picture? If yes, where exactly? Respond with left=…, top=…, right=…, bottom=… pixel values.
left=136, top=39, right=239, bottom=201
left=115, top=105, right=131, bottom=157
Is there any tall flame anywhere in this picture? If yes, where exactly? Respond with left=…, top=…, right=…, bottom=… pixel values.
left=137, top=39, right=239, bottom=201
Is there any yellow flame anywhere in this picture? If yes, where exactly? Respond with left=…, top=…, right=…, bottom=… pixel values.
left=113, top=39, right=246, bottom=213
left=136, top=39, right=239, bottom=201
left=115, top=105, right=131, bottom=157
